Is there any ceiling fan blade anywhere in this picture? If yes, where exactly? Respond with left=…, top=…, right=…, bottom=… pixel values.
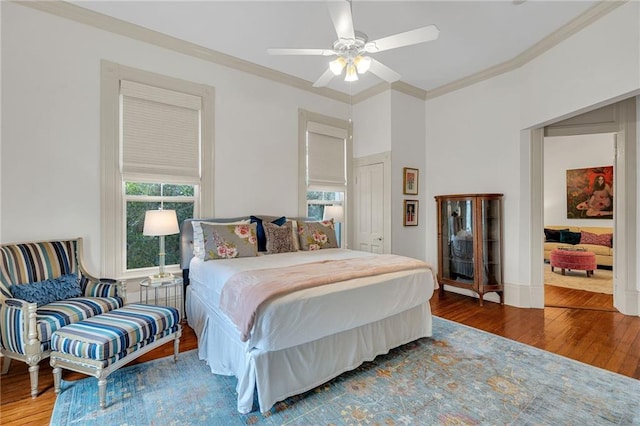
left=312, top=68, right=336, bottom=88
left=368, top=58, right=402, bottom=83
left=327, top=0, right=355, bottom=41
left=365, top=25, right=440, bottom=53
left=267, top=48, right=335, bottom=56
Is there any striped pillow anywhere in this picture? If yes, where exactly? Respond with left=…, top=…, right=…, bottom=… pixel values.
left=580, top=231, right=612, bottom=247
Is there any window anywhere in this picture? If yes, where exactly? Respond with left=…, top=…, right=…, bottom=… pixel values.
left=101, top=61, right=214, bottom=278
left=306, top=190, right=343, bottom=221
left=124, top=183, right=196, bottom=271
left=298, top=109, right=352, bottom=244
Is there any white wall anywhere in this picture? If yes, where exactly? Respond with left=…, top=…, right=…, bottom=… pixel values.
left=352, top=92, right=391, bottom=158
left=351, top=90, right=427, bottom=260
left=425, top=1, right=639, bottom=307
left=521, top=2, right=640, bottom=128
left=390, top=91, right=426, bottom=260
left=1, top=3, right=350, bottom=274
left=425, top=70, right=522, bottom=285
left=544, top=134, right=615, bottom=227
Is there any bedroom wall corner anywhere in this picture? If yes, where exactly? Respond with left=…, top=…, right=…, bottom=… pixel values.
left=352, top=91, right=392, bottom=159
left=390, top=90, right=426, bottom=261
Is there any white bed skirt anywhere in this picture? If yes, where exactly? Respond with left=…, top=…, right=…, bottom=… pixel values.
left=186, top=285, right=433, bottom=413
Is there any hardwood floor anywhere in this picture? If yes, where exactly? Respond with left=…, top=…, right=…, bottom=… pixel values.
left=544, top=283, right=615, bottom=311
left=2, top=292, right=639, bottom=425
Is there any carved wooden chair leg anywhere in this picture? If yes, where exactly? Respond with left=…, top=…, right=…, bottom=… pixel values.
left=28, top=364, right=39, bottom=398
left=98, top=378, right=107, bottom=409
left=173, top=332, right=181, bottom=362
left=52, top=366, right=62, bottom=395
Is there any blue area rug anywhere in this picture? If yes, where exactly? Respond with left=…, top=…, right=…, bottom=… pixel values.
left=50, top=316, right=639, bottom=425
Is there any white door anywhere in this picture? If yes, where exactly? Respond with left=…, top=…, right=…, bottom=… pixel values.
left=355, top=162, right=386, bottom=253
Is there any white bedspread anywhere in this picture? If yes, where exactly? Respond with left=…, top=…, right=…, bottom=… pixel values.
left=189, top=249, right=436, bottom=351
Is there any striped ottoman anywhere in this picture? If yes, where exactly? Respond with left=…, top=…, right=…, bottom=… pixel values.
left=49, top=304, right=182, bottom=409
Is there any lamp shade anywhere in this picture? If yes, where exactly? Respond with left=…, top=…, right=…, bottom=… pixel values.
left=143, top=209, right=179, bottom=236
left=323, top=205, right=344, bottom=223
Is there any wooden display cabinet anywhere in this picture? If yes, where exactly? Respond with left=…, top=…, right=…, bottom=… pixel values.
left=434, top=193, right=504, bottom=305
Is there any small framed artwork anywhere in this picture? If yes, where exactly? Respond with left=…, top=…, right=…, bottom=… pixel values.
left=403, top=167, right=419, bottom=195
left=404, top=200, right=419, bottom=226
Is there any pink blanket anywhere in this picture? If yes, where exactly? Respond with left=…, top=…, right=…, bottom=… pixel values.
left=219, top=254, right=435, bottom=341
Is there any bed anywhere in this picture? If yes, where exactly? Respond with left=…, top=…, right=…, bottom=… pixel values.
left=180, top=216, right=438, bottom=413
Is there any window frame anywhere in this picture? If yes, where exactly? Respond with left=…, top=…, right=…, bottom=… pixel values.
left=101, top=61, right=214, bottom=279
left=298, top=109, right=352, bottom=246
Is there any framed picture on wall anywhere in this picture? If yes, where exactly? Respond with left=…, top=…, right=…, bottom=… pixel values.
left=566, top=165, right=613, bottom=219
left=403, top=167, right=419, bottom=195
left=404, top=200, right=419, bottom=226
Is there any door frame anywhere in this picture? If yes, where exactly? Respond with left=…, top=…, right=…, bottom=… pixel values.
left=353, top=151, right=392, bottom=253
left=529, top=96, right=638, bottom=315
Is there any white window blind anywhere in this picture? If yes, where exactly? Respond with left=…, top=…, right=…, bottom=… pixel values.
left=307, top=122, right=347, bottom=191
left=121, top=80, right=201, bottom=183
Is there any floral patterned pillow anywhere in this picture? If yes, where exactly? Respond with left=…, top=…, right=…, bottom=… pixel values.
left=263, top=221, right=297, bottom=254
left=192, top=219, right=250, bottom=259
left=298, top=219, right=338, bottom=251
left=201, top=222, right=258, bottom=260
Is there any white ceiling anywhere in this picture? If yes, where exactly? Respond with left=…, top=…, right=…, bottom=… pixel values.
left=70, top=1, right=600, bottom=95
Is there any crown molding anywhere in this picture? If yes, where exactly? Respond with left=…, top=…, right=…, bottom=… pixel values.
left=16, top=0, right=351, bottom=104
left=391, top=81, right=428, bottom=101
left=16, top=0, right=624, bottom=105
left=350, top=83, right=390, bottom=104
left=424, top=0, right=626, bottom=100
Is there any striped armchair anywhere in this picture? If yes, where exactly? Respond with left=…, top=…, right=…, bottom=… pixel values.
left=0, top=238, right=126, bottom=398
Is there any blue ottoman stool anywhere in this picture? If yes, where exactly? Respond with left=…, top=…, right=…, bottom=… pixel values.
left=50, top=303, right=182, bottom=408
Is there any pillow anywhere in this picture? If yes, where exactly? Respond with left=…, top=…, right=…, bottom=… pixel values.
left=286, top=219, right=301, bottom=251
left=263, top=221, right=297, bottom=254
left=298, top=219, right=339, bottom=251
left=580, top=231, right=613, bottom=248
left=544, top=228, right=567, bottom=243
left=559, top=230, right=581, bottom=245
left=9, top=273, right=81, bottom=307
left=84, top=279, right=118, bottom=298
left=250, top=216, right=287, bottom=252
left=192, top=219, right=250, bottom=259
left=201, top=222, right=258, bottom=260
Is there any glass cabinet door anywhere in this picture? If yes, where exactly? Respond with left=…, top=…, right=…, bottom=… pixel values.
left=436, top=193, right=504, bottom=305
left=479, top=198, right=502, bottom=285
left=440, top=198, right=475, bottom=283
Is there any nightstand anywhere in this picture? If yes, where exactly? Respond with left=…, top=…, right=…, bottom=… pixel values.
left=139, top=276, right=184, bottom=321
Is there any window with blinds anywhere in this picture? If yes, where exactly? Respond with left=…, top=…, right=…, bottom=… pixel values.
left=120, top=80, right=201, bottom=184
left=101, top=62, right=214, bottom=279
left=304, top=121, right=348, bottom=221
left=120, top=80, right=203, bottom=272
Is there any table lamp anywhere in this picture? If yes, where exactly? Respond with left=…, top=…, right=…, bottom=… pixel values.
left=143, top=209, right=179, bottom=282
left=323, top=205, right=344, bottom=247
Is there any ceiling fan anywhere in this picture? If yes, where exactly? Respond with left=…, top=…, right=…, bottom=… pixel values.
left=267, top=0, right=440, bottom=87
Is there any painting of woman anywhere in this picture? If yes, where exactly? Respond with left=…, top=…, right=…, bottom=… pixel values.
left=576, top=174, right=613, bottom=216
left=566, top=166, right=613, bottom=219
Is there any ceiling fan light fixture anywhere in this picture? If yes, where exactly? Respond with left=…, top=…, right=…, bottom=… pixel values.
left=344, top=63, right=358, bottom=82
left=330, top=57, right=347, bottom=75
left=354, top=55, right=371, bottom=74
